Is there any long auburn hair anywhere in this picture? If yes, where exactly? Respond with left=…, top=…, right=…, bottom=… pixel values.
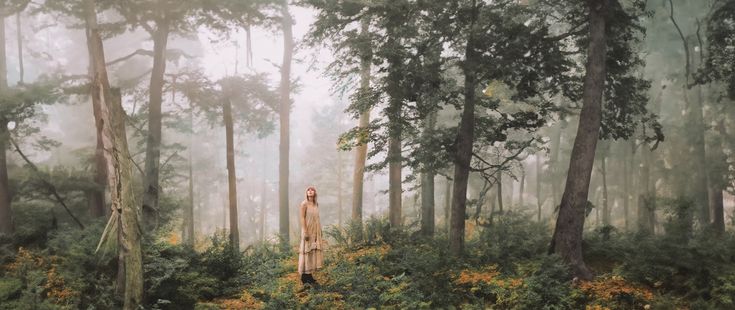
left=305, top=186, right=318, bottom=206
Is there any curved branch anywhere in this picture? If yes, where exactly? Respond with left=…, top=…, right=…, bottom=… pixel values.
left=668, top=0, right=690, bottom=85
left=8, top=136, right=85, bottom=230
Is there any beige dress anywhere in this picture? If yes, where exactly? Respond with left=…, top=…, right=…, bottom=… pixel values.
left=298, top=200, right=323, bottom=274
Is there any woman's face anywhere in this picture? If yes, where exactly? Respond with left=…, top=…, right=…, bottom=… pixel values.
left=307, top=188, right=316, bottom=197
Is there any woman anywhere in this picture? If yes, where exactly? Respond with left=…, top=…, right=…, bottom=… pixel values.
left=298, top=186, right=323, bottom=287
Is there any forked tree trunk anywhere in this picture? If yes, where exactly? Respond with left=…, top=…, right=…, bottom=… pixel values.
left=85, top=0, right=143, bottom=306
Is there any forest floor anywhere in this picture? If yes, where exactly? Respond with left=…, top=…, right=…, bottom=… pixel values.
left=195, top=241, right=657, bottom=310
left=2, top=215, right=729, bottom=309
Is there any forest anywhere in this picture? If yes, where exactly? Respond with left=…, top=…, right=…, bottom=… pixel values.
left=0, top=0, right=734, bottom=309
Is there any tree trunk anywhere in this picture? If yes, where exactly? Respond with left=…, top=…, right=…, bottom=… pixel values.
left=449, top=2, right=478, bottom=256
left=668, top=0, right=709, bottom=226
left=352, top=17, right=371, bottom=224
left=85, top=0, right=143, bottom=306
left=550, top=122, right=562, bottom=206
left=710, top=186, right=724, bottom=234
left=623, top=141, right=631, bottom=231
left=537, top=153, right=542, bottom=222
left=420, top=112, right=437, bottom=236
left=497, top=173, right=504, bottom=213
left=386, top=35, right=403, bottom=228
left=388, top=130, right=402, bottom=227
left=183, top=87, right=194, bottom=247
left=82, top=5, right=107, bottom=219
left=15, top=13, right=22, bottom=84
left=519, top=164, right=525, bottom=209
left=601, top=155, right=610, bottom=226
left=223, top=100, right=239, bottom=251
left=0, top=15, right=12, bottom=236
left=278, top=0, right=293, bottom=242
left=691, top=86, right=710, bottom=226
left=260, top=180, right=267, bottom=241
left=444, top=176, right=451, bottom=234
left=420, top=172, right=435, bottom=236
left=637, top=136, right=656, bottom=234
left=337, top=150, right=343, bottom=226
left=711, top=118, right=728, bottom=235
left=549, top=0, right=608, bottom=281
left=141, top=20, right=170, bottom=230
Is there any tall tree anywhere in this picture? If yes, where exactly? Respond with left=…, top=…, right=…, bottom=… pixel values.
left=668, top=0, right=710, bottom=227
left=447, top=0, right=568, bottom=256
left=181, top=74, right=276, bottom=252
left=112, top=0, right=203, bottom=228
left=0, top=7, right=12, bottom=236
left=352, top=16, right=372, bottom=225
left=278, top=0, right=293, bottom=242
left=0, top=0, right=37, bottom=235
left=84, top=0, right=143, bottom=307
left=549, top=0, right=609, bottom=280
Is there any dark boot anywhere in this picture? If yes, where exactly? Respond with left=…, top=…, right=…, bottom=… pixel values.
left=307, top=274, right=319, bottom=286
left=301, top=273, right=309, bottom=285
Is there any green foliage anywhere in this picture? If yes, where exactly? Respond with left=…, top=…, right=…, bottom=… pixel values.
left=0, top=277, right=22, bottom=302
left=703, top=0, right=735, bottom=98
left=470, top=211, right=550, bottom=268
left=143, top=241, right=216, bottom=308
left=516, top=255, right=577, bottom=310
left=325, top=216, right=392, bottom=250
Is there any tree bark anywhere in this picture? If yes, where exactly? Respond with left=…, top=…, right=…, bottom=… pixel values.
left=183, top=83, right=194, bottom=247
left=536, top=154, right=542, bottom=222
left=444, top=176, right=451, bottom=234
left=0, top=15, right=12, bottom=235
left=352, top=17, right=371, bottom=224
left=449, top=1, right=478, bottom=256
left=141, top=19, right=170, bottom=230
left=388, top=128, right=402, bottom=227
left=601, top=155, right=610, bottom=226
left=85, top=0, right=143, bottom=306
left=260, top=180, right=267, bottom=241
left=420, top=172, right=435, bottom=236
left=549, top=0, right=608, bottom=281
left=337, top=150, right=343, bottom=226
left=278, top=0, right=293, bottom=242
left=549, top=122, right=562, bottom=206
left=420, top=112, right=437, bottom=236
left=519, top=164, right=525, bottom=209
left=497, top=173, right=504, bottom=213
left=223, top=100, right=239, bottom=251
left=623, top=141, right=631, bottom=231
left=710, top=186, right=724, bottom=235
left=15, top=13, right=22, bottom=84
left=82, top=4, right=107, bottom=219
left=710, top=118, right=727, bottom=235
left=386, top=34, right=403, bottom=228
left=637, top=144, right=655, bottom=234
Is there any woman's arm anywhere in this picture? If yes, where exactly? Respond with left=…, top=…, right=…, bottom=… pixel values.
left=299, top=202, right=308, bottom=241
